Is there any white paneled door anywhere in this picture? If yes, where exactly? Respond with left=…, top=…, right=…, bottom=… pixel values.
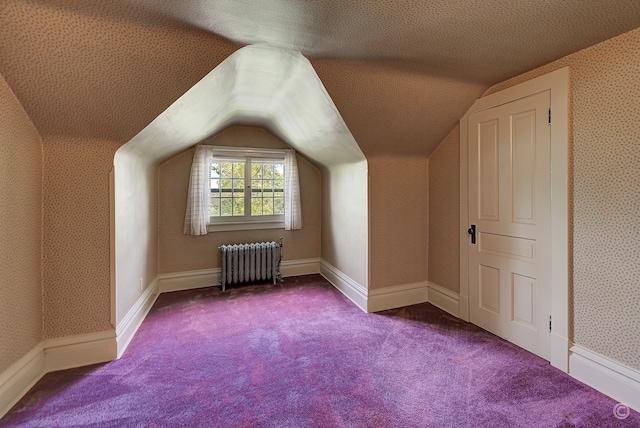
left=468, top=91, right=551, bottom=360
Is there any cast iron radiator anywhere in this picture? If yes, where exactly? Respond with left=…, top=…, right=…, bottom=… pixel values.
left=219, top=238, right=283, bottom=291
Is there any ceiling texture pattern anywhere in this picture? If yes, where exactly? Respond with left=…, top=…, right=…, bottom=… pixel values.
left=1, top=0, right=639, bottom=156
left=132, top=0, right=640, bottom=84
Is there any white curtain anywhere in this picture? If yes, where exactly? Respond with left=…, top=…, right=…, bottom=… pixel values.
left=285, top=149, right=302, bottom=230
left=183, top=145, right=215, bottom=235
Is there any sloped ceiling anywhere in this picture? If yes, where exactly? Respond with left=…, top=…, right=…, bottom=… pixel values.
left=1, top=0, right=639, bottom=156
left=118, top=44, right=366, bottom=167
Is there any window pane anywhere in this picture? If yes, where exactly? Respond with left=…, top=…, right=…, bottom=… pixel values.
left=211, top=163, right=221, bottom=178
left=264, top=163, right=274, bottom=179
left=251, top=198, right=262, bottom=215
left=210, top=162, right=222, bottom=217
left=233, top=196, right=244, bottom=215
left=251, top=163, right=262, bottom=179
left=274, top=196, right=284, bottom=214
left=210, top=158, right=254, bottom=219
left=263, top=198, right=273, bottom=215
left=233, top=162, right=244, bottom=178
left=221, top=198, right=233, bottom=216
left=221, top=178, right=232, bottom=190
left=220, top=162, right=231, bottom=178
left=249, top=160, right=285, bottom=217
left=210, top=196, right=220, bottom=216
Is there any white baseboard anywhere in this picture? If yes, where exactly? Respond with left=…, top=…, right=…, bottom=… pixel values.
left=0, top=344, right=46, bottom=419
left=427, top=281, right=460, bottom=318
left=281, top=258, right=320, bottom=277
left=569, top=345, right=640, bottom=412
left=158, top=268, right=219, bottom=293
left=320, top=259, right=367, bottom=312
left=0, top=330, right=117, bottom=419
left=158, top=259, right=321, bottom=294
left=368, top=281, right=429, bottom=312
left=116, top=277, right=160, bottom=358
left=44, top=330, right=117, bottom=372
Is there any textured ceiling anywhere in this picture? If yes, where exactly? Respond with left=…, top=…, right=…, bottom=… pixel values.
left=1, top=0, right=639, bottom=157
left=132, top=0, right=640, bottom=84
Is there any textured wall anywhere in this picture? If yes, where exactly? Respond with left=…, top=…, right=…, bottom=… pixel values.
left=368, top=155, right=429, bottom=289
left=485, top=27, right=640, bottom=371
left=42, top=136, right=120, bottom=338
left=158, top=126, right=321, bottom=274
left=0, top=0, right=240, bottom=341
left=312, top=58, right=485, bottom=158
left=0, top=75, right=42, bottom=372
left=428, top=125, right=460, bottom=293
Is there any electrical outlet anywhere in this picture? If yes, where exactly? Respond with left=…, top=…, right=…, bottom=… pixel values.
left=139, top=277, right=144, bottom=291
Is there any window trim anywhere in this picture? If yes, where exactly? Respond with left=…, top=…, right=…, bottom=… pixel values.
left=206, top=146, right=286, bottom=232
left=207, top=219, right=284, bottom=232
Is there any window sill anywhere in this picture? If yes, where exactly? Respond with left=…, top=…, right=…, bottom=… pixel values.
left=207, top=220, right=285, bottom=232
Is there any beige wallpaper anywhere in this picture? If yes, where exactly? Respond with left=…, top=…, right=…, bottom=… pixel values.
left=312, top=58, right=485, bottom=159
left=42, top=136, right=120, bottom=338
left=158, top=126, right=321, bottom=274
left=0, top=0, right=240, bottom=341
left=368, top=155, right=429, bottom=289
left=0, top=74, right=43, bottom=372
left=428, top=125, right=460, bottom=293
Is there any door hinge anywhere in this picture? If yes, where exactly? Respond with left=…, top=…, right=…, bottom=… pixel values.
left=548, top=108, right=551, bottom=125
left=549, top=315, right=552, bottom=333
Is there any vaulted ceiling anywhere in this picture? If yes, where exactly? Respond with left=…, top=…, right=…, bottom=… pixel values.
left=1, top=0, right=639, bottom=156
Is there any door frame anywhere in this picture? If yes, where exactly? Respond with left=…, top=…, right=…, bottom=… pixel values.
left=459, top=67, right=569, bottom=372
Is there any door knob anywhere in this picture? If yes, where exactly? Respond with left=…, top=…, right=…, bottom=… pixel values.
left=468, top=224, right=476, bottom=245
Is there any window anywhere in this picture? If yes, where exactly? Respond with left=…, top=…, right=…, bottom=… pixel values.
left=209, top=155, right=285, bottom=223
left=183, top=145, right=301, bottom=235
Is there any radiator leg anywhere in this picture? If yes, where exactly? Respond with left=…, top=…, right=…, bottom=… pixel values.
left=220, top=246, right=227, bottom=292
left=276, top=237, right=283, bottom=283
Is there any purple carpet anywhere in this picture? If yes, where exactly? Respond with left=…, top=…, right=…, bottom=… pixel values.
left=2, top=275, right=638, bottom=427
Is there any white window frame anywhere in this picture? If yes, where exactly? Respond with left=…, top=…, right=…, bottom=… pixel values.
left=207, top=147, right=286, bottom=232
